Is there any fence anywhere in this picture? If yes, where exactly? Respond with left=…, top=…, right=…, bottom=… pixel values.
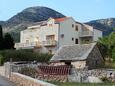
left=4, top=62, right=115, bottom=83
left=4, top=62, right=38, bottom=78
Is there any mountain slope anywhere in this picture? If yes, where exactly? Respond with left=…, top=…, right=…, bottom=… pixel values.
left=86, top=18, right=115, bottom=36
left=6, top=6, right=65, bottom=27
left=0, top=6, right=65, bottom=42
left=0, top=6, right=115, bottom=42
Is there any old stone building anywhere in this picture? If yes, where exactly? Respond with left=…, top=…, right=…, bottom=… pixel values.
left=50, top=43, right=104, bottom=69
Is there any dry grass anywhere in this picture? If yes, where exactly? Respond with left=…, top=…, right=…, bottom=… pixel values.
left=104, top=60, right=115, bottom=69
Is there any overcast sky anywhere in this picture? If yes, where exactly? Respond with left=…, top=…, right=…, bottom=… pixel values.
left=0, top=0, right=115, bottom=22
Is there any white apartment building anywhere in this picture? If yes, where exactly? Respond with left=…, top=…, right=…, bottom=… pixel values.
left=15, top=17, right=102, bottom=54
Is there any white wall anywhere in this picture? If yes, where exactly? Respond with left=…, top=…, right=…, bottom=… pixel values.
left=19, top=17, right=102, bottom=53
left=83, top=24, right=93, bottom=31
left=20, top=18, right=59, bottom=53
left=20, top=18, right=59, bottom=43
left=59, top=18, right=80, bottom=47
left=93, top=29, right=102, bottom=41
left=38, top=24, right=59, bottom=42
left=20, top=28, right=39, bottom=43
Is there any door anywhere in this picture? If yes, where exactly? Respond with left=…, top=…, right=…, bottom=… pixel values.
left=75, top=38, right=78, bottom=44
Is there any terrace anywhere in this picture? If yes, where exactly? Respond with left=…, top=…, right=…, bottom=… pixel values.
left=14, top=40, right=57, bottom=49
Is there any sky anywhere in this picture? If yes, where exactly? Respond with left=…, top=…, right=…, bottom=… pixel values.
left=0, top=0, right=115, bottom=22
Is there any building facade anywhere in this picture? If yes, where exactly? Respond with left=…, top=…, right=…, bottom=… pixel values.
left=15, top=17, right=102, bottom=54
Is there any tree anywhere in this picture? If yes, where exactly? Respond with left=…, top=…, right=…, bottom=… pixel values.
left=0, top=25, right=3, bottom=50
left=98, top=32, right=115, bottom=62
left=3, top=33, right=14, bottom=49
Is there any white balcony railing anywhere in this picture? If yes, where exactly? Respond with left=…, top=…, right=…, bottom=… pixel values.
left=15, top=40, right=57, bottom=49
left=79, top=31, right=93, bottom=37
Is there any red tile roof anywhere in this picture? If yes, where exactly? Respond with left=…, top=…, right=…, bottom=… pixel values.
left=54, top=17, right=67, bottom=22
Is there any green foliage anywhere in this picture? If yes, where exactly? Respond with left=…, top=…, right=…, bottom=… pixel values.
left=98, top=32, right=115, bottom=61
left=97, top=42, right=108, bottom=59
left=49, top=81, right=115, bottom=86
left=0, top=25, right=3, bottom=50
left=0, top=25, right=15, bottom=50
left=0, top=50, right=52, bottom=63
left=3, top=33, right=14, bottom=49
left=112, top=47, right=115, bottom=62
left=112, top=28, right=115, bottom=31
left=0, top=54, right=4, bottom=65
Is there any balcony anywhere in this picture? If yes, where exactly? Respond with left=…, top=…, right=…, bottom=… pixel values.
left=15, top=40, right=57, bottom=49
left=79, top=31, right=93, bottom=37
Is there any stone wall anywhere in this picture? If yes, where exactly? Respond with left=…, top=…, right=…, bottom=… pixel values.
left=71, top=61, right=86, bottom=69
left=69, top=68, right=115, bottom=83
left=86, top=45, right=104, bottom=69
left=0, top=66, right=5, bottom=76
left=10, top=72, right=56, bottom=86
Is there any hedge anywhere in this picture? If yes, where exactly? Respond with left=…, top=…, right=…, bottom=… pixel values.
left=0, top=49, right=53, bottom=65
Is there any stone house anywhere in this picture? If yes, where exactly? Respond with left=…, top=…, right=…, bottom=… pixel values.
left=50, top=43, right=104, bottom=69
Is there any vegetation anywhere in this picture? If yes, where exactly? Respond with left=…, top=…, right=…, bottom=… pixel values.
left=104, top=61, right=115, bottom=69
left=98, top=32, right=115, bottom=62
left=0, top=25, right=14, bottom=50
left=0, top=25, right=3, bottom=50
left=49, top=81, right=115, bottom=86
left=0, top=49, right=52, bottom=65
left=0, top=25, right=52, bottom=65
left=3, top=33, right=14, bottom=49
left=0, top=54, right=4, bottom=65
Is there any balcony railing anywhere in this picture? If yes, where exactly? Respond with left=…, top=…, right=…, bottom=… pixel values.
left=15, top=40, right=57, bottom=49
left=79, top=31, right=93, bottom=37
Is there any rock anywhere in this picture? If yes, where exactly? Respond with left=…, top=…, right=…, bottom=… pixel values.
left=88, top=76, right=103, bottom=83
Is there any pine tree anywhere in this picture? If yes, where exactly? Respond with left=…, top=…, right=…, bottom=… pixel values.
left=0, top=25, right=3, bottom=50
left=3, top=33, right=14, bottom=49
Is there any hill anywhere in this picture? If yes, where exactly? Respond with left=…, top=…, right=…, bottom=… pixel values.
left=0, top=6, right=115, bottom=42
left=0, top=6, right=65, bottom=42
left=86, top=18, right=115, bottom=36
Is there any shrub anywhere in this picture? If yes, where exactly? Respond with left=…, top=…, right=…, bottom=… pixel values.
left=112, top=47, right=115, bottom=62
left=0, top=49, right=53, bottom=64
left=0, top=54, right=4, bottom=65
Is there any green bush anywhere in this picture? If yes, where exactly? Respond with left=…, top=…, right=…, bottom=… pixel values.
left=0, top=49, right=53, bottom=63
left=0, top=54, right=4, bottom=65
left=112, top=47, right=115, bottom=62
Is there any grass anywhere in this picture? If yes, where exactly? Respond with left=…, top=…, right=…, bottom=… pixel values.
left=49, top=82, right=115, bottom=86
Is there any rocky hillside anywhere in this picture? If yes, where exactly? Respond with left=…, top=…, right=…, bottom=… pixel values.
left=86, top=18, right=115, bottom=36
left=0, top=6, right=115, bottom=42
left=0, top=6, right=65, bottom=42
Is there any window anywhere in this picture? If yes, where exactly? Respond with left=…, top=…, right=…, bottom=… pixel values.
left=46, top=35, right=55, bottom=40
left=72, top=24, right=74, bottom=28
left=61, top=34, right=64, bottom=38
left=75, top=38, right=78, bottom=44
left=72, top=38, right=74, bottom=41
left=75, top=25, right=78, bottom=31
